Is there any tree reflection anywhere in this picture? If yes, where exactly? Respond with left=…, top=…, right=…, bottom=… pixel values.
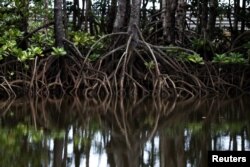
left=0, top=95, right=249, bottom=166
left=159, top=132, right=185, bottom=167
left=53, top=138, right=64, bottom=167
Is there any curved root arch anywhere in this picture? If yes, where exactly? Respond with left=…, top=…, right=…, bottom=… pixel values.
left=80, top=26, right=205, bottom=99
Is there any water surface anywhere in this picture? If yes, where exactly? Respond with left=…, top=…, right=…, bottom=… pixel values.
left=0, top=96, right=250, bottom=167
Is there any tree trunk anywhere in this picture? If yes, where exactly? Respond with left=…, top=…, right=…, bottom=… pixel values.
left=124, top=0, right=131, bottom=29
left=84, top=0, right=89, bottom=32
left=63, top=0, right=68, bottom=37
left=106, top=0, right=117, bottom=33
left=128, top=0, right=141, bottom=30
left=17, top=0, right=29, bottom=49
left=84, top=0, right=91, bottom=32
left=53, top=138, right=65, bottom=167
left=44, top=0, right=49, bottom=24
left=227, top=0, right=233, bottom=36
left=73, top=0, right=79, bottom=30
left=196, top=0, right=202, bottom=34
left=88, top=1, right=95, bottom=35
left=77, top=0, right=85, bottom=30
left=113, top=0, right=127, bottom=32
left=162, top=0, right=166, bottom=38
left=141, top=0, right=149, bottom=28
left=100, top=0, right=107, bottom=33
left=54, top=0, right=65, bottom=47
left=208, top=0, right=218, bottom=40
left=176, top=0, right=187, bottom=44
left=152, top=0, right=156, bottom=11
left=201, top=0, right=208, bottom=38
left=162, top=0, right=178, bottom=44
left=232, top=0, right=240, bottom=40
left=241, top=0, right=246, bottom=33
left=128, top=0, right=141, bottom=46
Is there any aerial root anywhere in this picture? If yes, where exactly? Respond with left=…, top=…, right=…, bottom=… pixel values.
left=0, top=29, right=248, bottom=99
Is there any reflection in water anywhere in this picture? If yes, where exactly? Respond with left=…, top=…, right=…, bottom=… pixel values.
left=0, top=96, right=250, bottom=167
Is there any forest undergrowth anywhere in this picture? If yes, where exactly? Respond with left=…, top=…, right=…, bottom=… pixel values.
left=1, top=25, right=249, bottom=100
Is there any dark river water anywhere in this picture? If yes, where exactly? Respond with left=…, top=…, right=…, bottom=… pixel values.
left=0, top=95, right=250, bottom=167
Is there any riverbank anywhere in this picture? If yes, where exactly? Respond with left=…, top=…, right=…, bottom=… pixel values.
left=0, top=54, right=249, bottom=99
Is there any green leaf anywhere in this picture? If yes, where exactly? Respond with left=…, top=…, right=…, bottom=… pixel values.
left=52, top=47, right=67, bottom=57
left=28, top=46, right=43, bottom=56
left=144, top=60, right=155, bottom=69
left=89, top=53, right=100, bottom=61
left=187, top=54, right=204, bottom=64
left=213, top=52, right=246, bottom=64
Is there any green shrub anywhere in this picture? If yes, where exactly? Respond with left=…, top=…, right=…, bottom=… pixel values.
left=213, top=52, right=246, bottom=64
left=187, top=54, right=204, bottom=64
